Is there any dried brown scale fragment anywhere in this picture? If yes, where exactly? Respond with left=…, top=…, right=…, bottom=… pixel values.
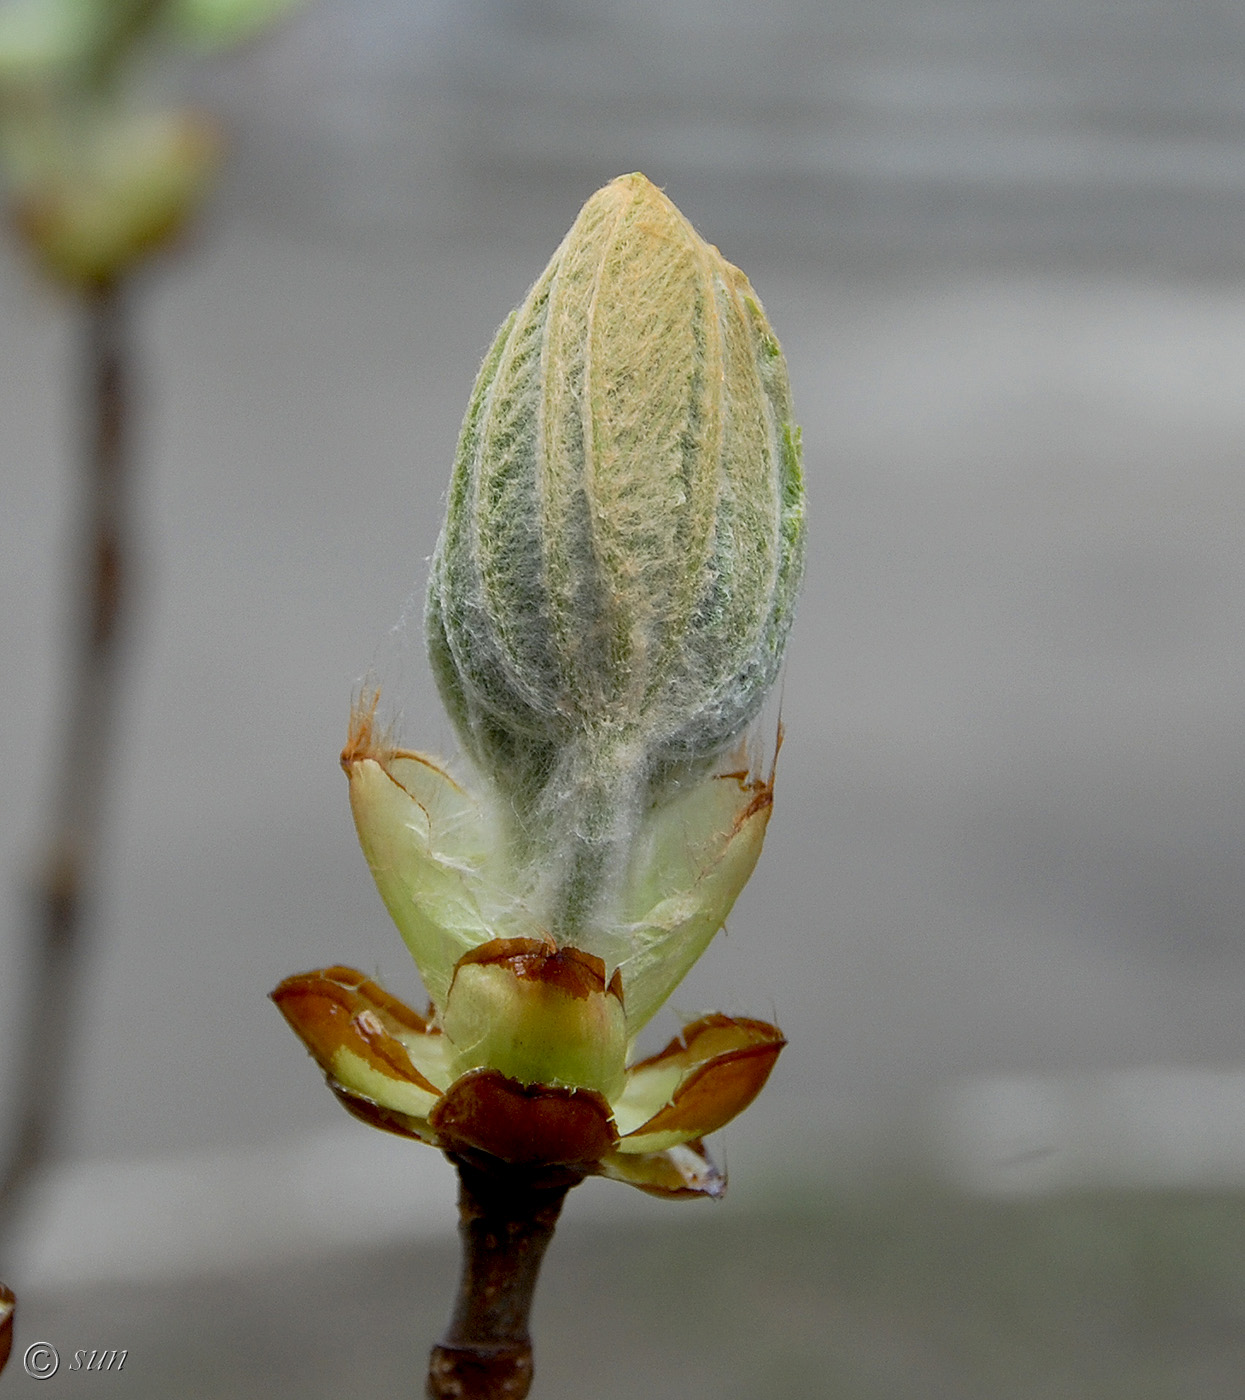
left=341, top=690, right=468, bottom=811
left=734, top=776, right=775, bottom=830
left=340, top=687, right=386, bottom=770
left=722, top=724, right=782, bottom=833
left=596, top=1137, right=725, bottom=1199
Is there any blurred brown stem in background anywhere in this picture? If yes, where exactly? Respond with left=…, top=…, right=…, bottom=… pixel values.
left=0, top=279, right=135, bottom=1239
left=0, top=1279, right=14, bottom=1374
left=427, top=1157, right=581, bottom=1400
left=0, top=0, right=310, bottom=1253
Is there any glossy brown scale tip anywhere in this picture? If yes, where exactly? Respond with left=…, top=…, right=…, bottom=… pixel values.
left=431, top=1069, right=618, bottom=1168
left=455, top=938, right=623, bottom=1002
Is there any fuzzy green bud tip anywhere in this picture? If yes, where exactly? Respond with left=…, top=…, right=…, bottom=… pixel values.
left=426, top=174, right=804, bottom=927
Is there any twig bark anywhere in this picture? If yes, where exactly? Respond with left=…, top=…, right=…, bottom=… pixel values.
left=0, top=278, right=135, bottom=1237
left=427, top=1156, right=581, bottom=1399
left=0, top=1280, right=14, bottom=1375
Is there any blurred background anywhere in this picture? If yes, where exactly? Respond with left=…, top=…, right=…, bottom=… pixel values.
left=4, top=0, right=1245, bottom=1394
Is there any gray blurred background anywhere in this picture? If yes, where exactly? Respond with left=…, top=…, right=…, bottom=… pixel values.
left=4, top=0, right=1245, bottom=1394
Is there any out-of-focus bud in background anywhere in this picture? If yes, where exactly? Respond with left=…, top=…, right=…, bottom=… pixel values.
left=0, top=0, right=306, bottom=287
left=7, top=108, right=220, bottom=287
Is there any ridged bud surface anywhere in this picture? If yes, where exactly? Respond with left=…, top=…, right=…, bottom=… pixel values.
left=427, top=172, right=804, bottom=931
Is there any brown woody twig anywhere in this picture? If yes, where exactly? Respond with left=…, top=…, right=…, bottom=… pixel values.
left=0, top=279, right=135, bottom=1238
left=427, top=1155, right=583, bottom=1399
